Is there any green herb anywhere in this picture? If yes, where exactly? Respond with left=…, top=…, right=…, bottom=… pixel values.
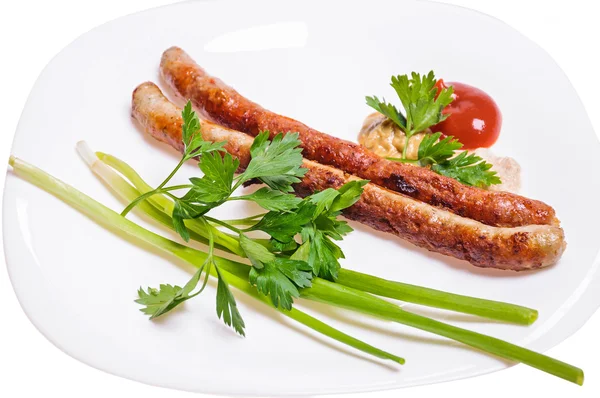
left=119, top=103, right=364, bottom=328
left=416, top=132, right=501, bottom=187
left=249, top=257, right=313, bottom=310
left=249, top=204, right=312, bottom=244
left=215, top=266, right=246, bottom=336
left=232, top=187, right=302, bottom=212
left=239, top=131, right=307, bottom=192
left=118, top=101, right=311, bottom=334
left=432, top=150, right=501, bottom=187
left=366, top=72, right=501, bottom=187
left=181, top=102, right=227, bottom=157
left=184, top=151, right=237, bottom=204
left=136, top=282, right=197, bottom=319
left=239, top=233, right=275, bottom=268
left=365, top=96, right=407, bottom=132
left=416, top=132, right=463, bottom=166
left=366, top=71, right=453, bottom=159
left=296, top=181, right=367, bottom=280
left=245, top=181, right=367, bottom=282
left=171, top=201, right=208, bottom=242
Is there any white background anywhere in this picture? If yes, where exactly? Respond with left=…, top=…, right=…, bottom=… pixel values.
left=0, top=0, right=598, bottom=397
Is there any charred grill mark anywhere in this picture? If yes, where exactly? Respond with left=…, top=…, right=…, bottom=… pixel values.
left=429, top=194, right=453, bottom=210
left=382, top=173, right=419, bottom=197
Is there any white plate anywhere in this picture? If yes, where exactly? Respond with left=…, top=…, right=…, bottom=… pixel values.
left=3, top=0, right=600, bottom=395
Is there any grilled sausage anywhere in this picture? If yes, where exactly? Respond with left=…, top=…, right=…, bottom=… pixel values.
left=159, top=46, right=558, bottom=228
left=131, top=82, right=565, bottom=270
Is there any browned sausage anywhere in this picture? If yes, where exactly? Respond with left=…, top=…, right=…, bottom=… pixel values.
left=159, top=46, right=558, bottom=228
left=131, top=82, right=566, bottom=270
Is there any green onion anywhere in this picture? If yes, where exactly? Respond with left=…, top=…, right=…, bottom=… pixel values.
left=336, top=269, right=537, bottom=325
left=302, top=279, right=583, bottom=385
left=11, top=154, right=583, bottom=384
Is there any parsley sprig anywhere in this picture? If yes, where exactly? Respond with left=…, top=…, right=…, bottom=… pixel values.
left=125, top=101, right=366, bottom=334
left=417, top=132, right=501, bottom=187
left=135, top=218, right=214, bottom=319
left=291, top=181, right=367, bottom=280
left=366, top=72, right=501, bottom=187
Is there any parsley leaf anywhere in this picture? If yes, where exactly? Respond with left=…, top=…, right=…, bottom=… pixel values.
left=246, top=180, right=366, bottom=282
left=299, top=228, right=343, bottom=281
left=269, top=238, right=298, bottom=252
left=173, top=143, right=237, bottom=242
left=187, top=140, right=227, bottom=160
left=290, top=181, right=367, bottom=280
left=307, top=188, right=340, bottom=217
left=306, top=181, right=367, bottom=220
left=390, top=71, right=454, bottom=134
left=241, top=231, right=313, bottom=310
left=236, top=187, right=302, bottom=212
left=181, top=101, right=201, bottom=151
left=172, top=201, right=209, bottom=242
left=239, top=132, right=307, bottom=192
left=136, top=284, right=186, bottom=319
left=312, top=211, right=353, bottom=240
left=432, top=151, right=501, bottom=187
left=365, top=96, right=407, bottom=129
left=249, top=257, right=312, bottom=310
left=137, top=214, right=246, bottom=335
left=367, top=72, right=453, bottom=142
left=181, top=101, right=226, bottom=158
left=239, top=234, right=275, bottom=269
left=250, top=203, right=313, bottom=244
left=366, top=71, right=454, bottom=163
left=417, top=132, right=464, bottom=166
left=183, top=152, right=238, bottom=204
left=135, top=262, right=207, bottom=319
left=215, top=267, right=246, bottom=336
left=417, top=136, right=500, bottom=187
left=329, top=180, right=369, bottom=213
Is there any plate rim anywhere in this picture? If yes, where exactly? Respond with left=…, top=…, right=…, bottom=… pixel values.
left=3, top=0, right=600, bottom=395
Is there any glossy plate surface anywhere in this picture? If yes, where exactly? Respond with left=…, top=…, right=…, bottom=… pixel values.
left=3, top=0, right=600, bottom=395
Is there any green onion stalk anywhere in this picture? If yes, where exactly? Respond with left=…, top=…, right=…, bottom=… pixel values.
left=8, top=154, right=584, bottom=385
left=9, top=155, right=403, bottom=365
left=88, top=145, right=537, bottom=326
